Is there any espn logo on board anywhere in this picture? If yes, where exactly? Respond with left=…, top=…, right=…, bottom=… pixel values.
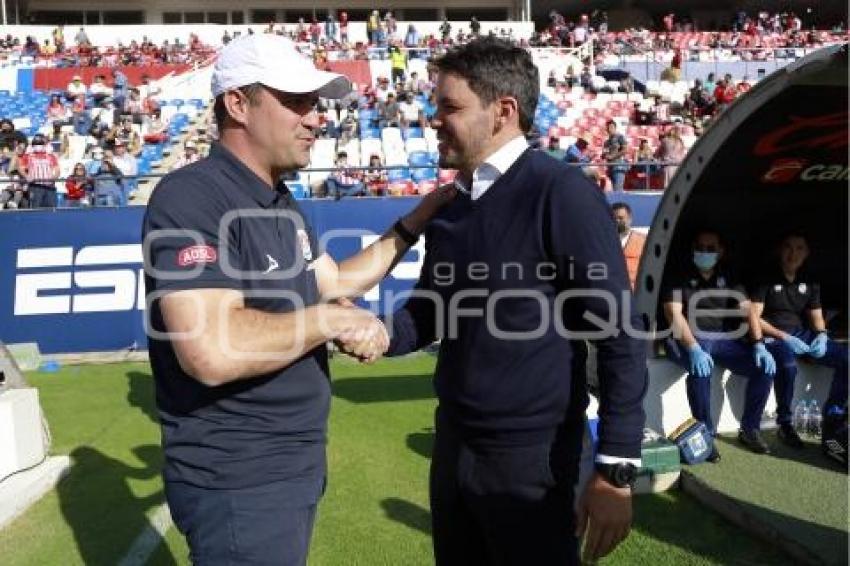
left=14, top=245, right=145, bottom=316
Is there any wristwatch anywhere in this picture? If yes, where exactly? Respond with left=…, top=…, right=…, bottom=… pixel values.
left=595, top=462, right=638, bottom=489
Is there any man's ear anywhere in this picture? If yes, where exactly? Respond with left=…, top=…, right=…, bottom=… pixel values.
left=222, top=90, right=251, bottom=126
left=494, top=96, right=519, bottom=131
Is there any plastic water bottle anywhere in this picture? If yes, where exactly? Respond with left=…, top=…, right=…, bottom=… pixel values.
left=793, top=400, right=809, bottom=435
left=808, top=400, right=822, bottom=438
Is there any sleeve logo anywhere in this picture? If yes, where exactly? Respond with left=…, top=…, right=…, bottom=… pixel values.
left=177, top=245, right=217, bottom=266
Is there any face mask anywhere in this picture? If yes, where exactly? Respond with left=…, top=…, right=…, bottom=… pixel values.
left=616, top=220, right=629, bottom=235
left=693, top=251, right=719, bottom=271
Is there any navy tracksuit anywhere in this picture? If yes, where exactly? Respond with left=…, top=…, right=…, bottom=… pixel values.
left=664, top=268, right=778, bottom=435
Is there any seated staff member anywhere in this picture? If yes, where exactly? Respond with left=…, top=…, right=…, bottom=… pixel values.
left=750, top=232, right=848, bottom=449
left=663, top=229, right=777, bottom=460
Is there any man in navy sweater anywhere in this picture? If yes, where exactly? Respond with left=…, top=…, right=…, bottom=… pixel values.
left=385, top=38, right=647, bottom=565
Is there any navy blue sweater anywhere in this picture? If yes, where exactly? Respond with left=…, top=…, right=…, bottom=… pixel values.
left=387, top=149, right=647, bottom=459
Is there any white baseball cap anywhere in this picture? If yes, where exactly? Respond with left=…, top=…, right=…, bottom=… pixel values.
left=211, top=34, right=350, bottom=99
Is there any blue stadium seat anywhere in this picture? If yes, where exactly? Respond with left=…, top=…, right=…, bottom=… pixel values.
left=286, top=183, right=309, bottom=199
left=411, top=168, right=437, bottom=182
left=387, top=168, right=410, bottom=181
left=408, top=151, right=431, bottom=167
left=403, top=127, right=424, bottom=140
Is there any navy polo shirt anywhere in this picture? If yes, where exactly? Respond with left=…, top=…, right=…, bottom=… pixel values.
left=750, top=270, right=821, bottom=332
left=143, top=143, right=329, bottom=493
left=663, top=268, right=747, bottom=334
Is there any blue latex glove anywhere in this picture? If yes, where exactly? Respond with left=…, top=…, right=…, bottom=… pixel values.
left=809, top=332, right=828, bottom=358
left=753, top=342, right=776, bottom=376
left=783, top=334, right=811, bottom=356
left=687, top=344, right=714, bottom=378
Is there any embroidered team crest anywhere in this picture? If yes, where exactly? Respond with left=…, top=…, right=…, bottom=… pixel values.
left=716, top=276, right=726, bottom=288
left=689, top=279, right=698, bottom=288
left=774, top=284, right=783, bottom=292
left=798, top=283, right=807, bottom=294
left=296, top=229, right=313, bottom=261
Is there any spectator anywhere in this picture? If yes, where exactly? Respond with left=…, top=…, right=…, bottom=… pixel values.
left=655, top=127, right=686, bottom=185
left=384, top=11, right=397, bottom=39
left=65, top=74, right=87, bottom=102
left=611, top=202, right=645, bottom=290
left=378, top=92, right=401, bottom=127
left=374, top=76, right=394, bottom=102
left=0, top=119, right=27, bottom=151
left=325, top=14, right=338, bottom=43
left=404, top=24, right=419, bottom=48
left=714, top=75, right=738, bottom=111
left=172, top=140, right=201, bottom=170
left=545, top=136, right=563, bottom=159
left=337, top=109, right=358, bottom=145
left=439, top=18, right=452, bottom=42
left=339, top=12, right=349, bottom=43
left=688, top=79, right=715, bottom=117
left=367, top=10, right=381, bottom=44
left=6, top=140, right=28, bottom=175
left=143, top=108, right=169, bottom=144
left=74, top=27, right=90, bottom=46
left=325, top=151, right=365, bottom=199
left=111, top=139, right=138, bottom=199
left=108, top=116, right=142, bottom=154
left=398, top=92, right=424, bottom=131
left=632, top=138, right=656, bottom=186
left=603, top=120, right=628, bottom=191
left=389, top=43, right=408, bottom=86
left=89, top=74, right=113, bottom=106
left=46, top=93, right=69, bottom=128
left=124, top=88, right=146, bottom=121
left=112, top=68, right=129, bottom=112
left=470, top=17, right=481, bottom=37
left=88, top=148, right=124, bottom=206
left=364, top=153, right=388, bottom=195
left=0, top=172, right=27, bottom=209
left=704, top=72, right=717, bottom=93
left=64, top=162, right=92, bottom=207
left=221, top=30, right=232, bottom=45
left=421, top=91, right=437, bottom=122
left=564, top=137, right=591, bottom=165
left=21, top=134, right=60, bottom=208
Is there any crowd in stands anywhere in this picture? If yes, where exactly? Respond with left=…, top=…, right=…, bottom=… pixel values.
left=0, top=8, right=845, bottom=206
left=533, top=9, right=845, bottom=55
left=0, top=26, right=215, bottom=67
left=0, top=67, right=205, bottom=209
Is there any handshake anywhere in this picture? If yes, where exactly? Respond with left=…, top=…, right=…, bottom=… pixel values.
left=328, top=298, right=389, bottom=363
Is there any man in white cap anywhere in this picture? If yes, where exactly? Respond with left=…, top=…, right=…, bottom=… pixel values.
left=142, top=34, right=454, bottom=565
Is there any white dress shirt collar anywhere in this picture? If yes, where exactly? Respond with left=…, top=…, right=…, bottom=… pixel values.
left=454, top=135, right=529, bottom=200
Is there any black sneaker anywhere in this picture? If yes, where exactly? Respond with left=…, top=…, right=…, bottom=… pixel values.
left=738, top=429, right=771, bottom=454
left=706, top=445, right=721, bottom=463
left=777, top=424, right=805, bottom=449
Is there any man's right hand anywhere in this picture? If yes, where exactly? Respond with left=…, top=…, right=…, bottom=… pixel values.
left=686, top=344, right=714, bottom=378
left=327, top=302, right=388, bottom=363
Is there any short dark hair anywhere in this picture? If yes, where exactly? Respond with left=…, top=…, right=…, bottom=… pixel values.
left=576, top=138, right=589, bottom=149
left=611, top=202, right=632, bottom=215
left=213, top=82, right=264, bottom=129
left=433, top=37, right=538, bottom=132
